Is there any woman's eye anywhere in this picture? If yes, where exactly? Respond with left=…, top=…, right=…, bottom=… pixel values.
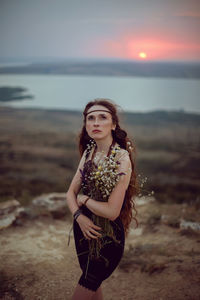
left=100, top=115, right=107, bottom=119
left=87, top=115, right=94, bottom=120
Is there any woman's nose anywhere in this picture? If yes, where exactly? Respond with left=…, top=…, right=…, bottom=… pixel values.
left=94, top=118, right=99, bottom=126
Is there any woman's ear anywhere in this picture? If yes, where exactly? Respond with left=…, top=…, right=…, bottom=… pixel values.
left=112, top=125, right=116, bottom=131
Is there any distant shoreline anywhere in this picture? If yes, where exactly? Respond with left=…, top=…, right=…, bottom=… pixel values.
left=0, top=60, right=200, bottom=79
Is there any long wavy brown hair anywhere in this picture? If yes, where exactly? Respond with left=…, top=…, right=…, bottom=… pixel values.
left=79, top=99, right=138, bottom=235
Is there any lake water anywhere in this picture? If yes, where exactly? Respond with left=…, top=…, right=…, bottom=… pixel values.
left=0, top=74, right=199, bottom=113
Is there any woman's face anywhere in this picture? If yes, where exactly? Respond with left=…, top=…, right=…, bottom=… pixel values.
left=85, top=105, right=116, bottom=141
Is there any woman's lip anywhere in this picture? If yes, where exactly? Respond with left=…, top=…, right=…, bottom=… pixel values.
left=92, top=129, right=101, bottom=133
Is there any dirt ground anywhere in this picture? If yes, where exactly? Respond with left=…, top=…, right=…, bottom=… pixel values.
left=0, top=201, right=200, bottom=300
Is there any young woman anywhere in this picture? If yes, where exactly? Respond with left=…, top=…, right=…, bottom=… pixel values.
left=66, top=99, right=138, bottom=300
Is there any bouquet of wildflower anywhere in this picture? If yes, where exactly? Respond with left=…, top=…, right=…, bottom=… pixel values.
left=86, top=146, right=124, bottom=199
left=79, top=143, right=125, bottom=261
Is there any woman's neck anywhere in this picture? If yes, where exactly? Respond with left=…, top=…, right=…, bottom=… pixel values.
left=95, top=136, right=114, bottom=154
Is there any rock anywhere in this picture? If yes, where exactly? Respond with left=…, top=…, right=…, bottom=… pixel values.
left=0, top=193, right=70, bottom=229
left=136, top=196, right=155, bottom=206
left=161, top=215, right=180, bottom=228
left=141, top=262, right=167, bottom=274
left=147, top=213, right=161, bottom=225
left=180, top=219, right=200, bottom=231
left=129, top=227, right=143, bottom=236
left=0, top=199, right=24, bottom=230
left=20, top=205, right=42, bottom=220
left=32, top=193, right=69, bottom=219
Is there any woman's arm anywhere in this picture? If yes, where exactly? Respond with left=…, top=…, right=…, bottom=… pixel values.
left=66, top=151, right=86, bottom=215
left=78, top=151, right=132, bottom=221
left=66, top=151, right=102, bottom=240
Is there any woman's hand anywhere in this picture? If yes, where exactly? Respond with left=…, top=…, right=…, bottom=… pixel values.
left=76, top=214, right=102, bottom=240
left=77, top=194, right=88, bottom=207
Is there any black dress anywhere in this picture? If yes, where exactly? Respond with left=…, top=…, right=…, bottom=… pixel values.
left=73, top=159, right=125, bottom=292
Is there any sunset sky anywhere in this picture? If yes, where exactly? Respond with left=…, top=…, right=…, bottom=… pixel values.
left=0, top=0, right=200, bottom=62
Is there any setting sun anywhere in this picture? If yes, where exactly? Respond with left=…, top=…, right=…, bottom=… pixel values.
left=139, top=52, right=147, bottom=59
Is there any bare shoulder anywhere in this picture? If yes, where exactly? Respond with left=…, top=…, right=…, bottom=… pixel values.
left=115, top=147, right=132, bottom=177
left=115, top=147, right=130, bottom=161
left=78, top=149, right=88, bottom=169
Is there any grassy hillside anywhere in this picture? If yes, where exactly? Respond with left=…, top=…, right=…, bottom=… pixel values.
left=0, top=106, right=200, bottom=205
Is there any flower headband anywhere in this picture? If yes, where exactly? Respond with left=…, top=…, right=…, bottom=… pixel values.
left=85, top=109, right=112, bottom=116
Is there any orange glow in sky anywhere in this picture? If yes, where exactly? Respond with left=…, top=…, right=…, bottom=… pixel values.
left=139, top=52, right=147, bottom=59
left=101, top=35, right=200, bottom=61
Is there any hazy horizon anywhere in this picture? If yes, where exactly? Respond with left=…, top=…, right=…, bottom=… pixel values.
left=1, top=56, right=200, bottom=65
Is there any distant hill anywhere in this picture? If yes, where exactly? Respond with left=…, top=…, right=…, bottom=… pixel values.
left=1, top=106, right=199, bottom=131
left=0, top=60, right=200, bottom=78
left=124, top=110, right=200, bottom=126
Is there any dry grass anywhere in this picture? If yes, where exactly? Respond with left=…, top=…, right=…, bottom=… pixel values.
left=0, top=106, right=200, bottom=206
